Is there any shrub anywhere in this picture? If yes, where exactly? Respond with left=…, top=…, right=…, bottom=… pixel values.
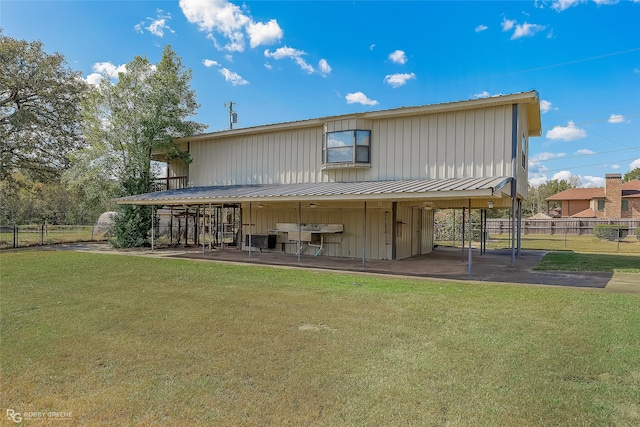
left=593, top=224, right=628, bottom=241
left=635, top=226, right=640, bottom=240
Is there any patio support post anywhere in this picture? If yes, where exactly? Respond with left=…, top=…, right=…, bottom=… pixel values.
left=151, top=206, right=155, bottom=251
left=248, top=202, right=252, bottom=259
left=202, top=205, right=205, bottom=255
left=221, top=203, right=225, bottom=250
left=297, top=202, right=302, bottom=263
left=209, top=203, right=213, bottom=250
left=468, top=199, right=472, bottom=276
left=461, top=207, right=465, bottom=261
left=362, top=201, right=367, bottom=268
left=170, top=207, right=173, bottom=244
left=511, top=196, right=516, bottom=266
left=517, top=199, right=522, bottom=258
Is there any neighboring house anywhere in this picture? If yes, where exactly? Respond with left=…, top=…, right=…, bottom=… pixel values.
left=545, top=174, right=640, bottom=219
left=118, top=91, right=541, bottom=261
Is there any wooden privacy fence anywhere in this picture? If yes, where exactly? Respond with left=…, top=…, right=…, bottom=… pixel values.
left=486, top=218, right=640, bottom=236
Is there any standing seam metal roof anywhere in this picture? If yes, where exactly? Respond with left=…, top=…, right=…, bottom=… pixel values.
left=117, top=177, right=512, bottom=205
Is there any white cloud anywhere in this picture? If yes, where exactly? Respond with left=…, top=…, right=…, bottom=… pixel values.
left=551, top=170, right=573, bottom=181
left=369, top=44, right=376, bottom=51
left=608, top=114, right=625, bottom=124
left=593, top=0, right=619, bottom=5
left=85, top=73, right=103, bottom=86
left=93, top=62, right=127, bottom=78
left=346, top=92, right=378, bottom=106
left=551, top=0, right=584, bottom=11
left=546, top=121, right=587, bottom=141
left=180, top=0, right=281, bottom=52
left=574, top=149, right=595, bottom=155
left=630, top=158, right=640, bottom=169
left=581, top=176, right=604, bottom=188
left=540, top=99, right=555, bottom=114
left=501, top=17, right=516, bottom=31
left=511, top=22, right=546, bottom=40
left=135, top=9, right=175, bottom=38
left=384, top=73, right=416, bottom=88
left=530, top=152, right=567, bottom=162
left=475, top=24, right=488, bottom=32
left=246, top=19, right=283, bottom=48
left=611, top=164, right=620, bottom=170
left=388, top=50, right=407, bottom=64
left=473, top=91, right=491, bottom=98
left=529, top=174, right=549, bottom=187
left=264, top=62, right=272, bottom=70
left=264, top=46, right=304, bottom=60
left=84, top=62, right=128, bottom=86
left=219, top=68, right=248, bottom=85
left=318, top=59, right=331, bottom=77
left=264, top=46, right=315, bottom=74
left=203, top=59, right=219, bottom=67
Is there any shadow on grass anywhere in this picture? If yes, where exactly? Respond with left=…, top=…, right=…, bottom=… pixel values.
left=535, top=251, right=640, bottom=272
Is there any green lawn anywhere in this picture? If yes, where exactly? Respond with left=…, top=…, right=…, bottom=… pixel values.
left=0, top=250, right=640, bottom=426
left=487, top=233, right=640, bottom=254
left=1, top=251, right=639, bottom=426
left=535, top=251, right=640, bottom=272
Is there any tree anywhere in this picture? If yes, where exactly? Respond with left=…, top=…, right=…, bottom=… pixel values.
left=623, top=167, right=640, bottom=183
left=0, top=33, right=87, bottom=183
left=80, top=45, right=206, bottom=247
left=523, top=177, right=579, bottom=217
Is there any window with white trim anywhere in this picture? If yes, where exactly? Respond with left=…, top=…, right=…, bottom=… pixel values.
left=324, top=130, right=371, bottom=166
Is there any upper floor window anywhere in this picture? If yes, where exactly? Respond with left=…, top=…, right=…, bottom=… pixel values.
left=597, top=199, right=605, bottom=211
left=622, top=199, right=629, bottom=211
left=324, top=130, right=371, bottom=165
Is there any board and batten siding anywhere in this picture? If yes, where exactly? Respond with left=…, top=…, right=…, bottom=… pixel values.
left=183, top=104, right=517, bottom=187
left=242, top=201, right=394, bottom=260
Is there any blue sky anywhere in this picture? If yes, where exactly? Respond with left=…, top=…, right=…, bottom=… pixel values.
left=2, top=0, right=639, bottom=187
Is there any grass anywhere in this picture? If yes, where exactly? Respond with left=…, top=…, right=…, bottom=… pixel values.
left=535, top=251, right=640, bottom=272
left=1, top=250, right=639, bottom=426
left=487, top=233, right=640, bottom=254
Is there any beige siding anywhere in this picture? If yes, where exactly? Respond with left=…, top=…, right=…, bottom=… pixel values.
left=188, top=105, right=515, bottom=186
left=241, top=201, right=393, bottom=260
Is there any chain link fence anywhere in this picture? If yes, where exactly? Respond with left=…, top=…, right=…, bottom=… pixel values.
left=0, top=225, right=108, bottom=249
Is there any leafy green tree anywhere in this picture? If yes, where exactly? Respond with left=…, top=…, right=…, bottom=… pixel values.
left=523, top=177, right=579, bottom=217
left=623, top=167, right=640, bottom=183
left=0, top=33, right=87, bottom=183
left=80, top=45, right=206, bottom=247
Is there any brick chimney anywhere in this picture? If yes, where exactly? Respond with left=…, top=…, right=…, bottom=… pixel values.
left=604, top=173, right=622, bottom=219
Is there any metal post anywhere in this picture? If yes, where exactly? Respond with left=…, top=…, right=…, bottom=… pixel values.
left=297, top=202, right=302, bottom=263
left=468, top=199, right=472, bottom=276
left=248, top=202, right=252, bottom=259
left=461, top=207, right=465, bottom=261
left=362, top=201, right=367, bottom=268
left=221, top=203, right=224, bottom=250
left=511, top=197, right=516, bottom=266
left=202, top=205, right=205, bottom=255
left=151, top=207, right=155, bottom=251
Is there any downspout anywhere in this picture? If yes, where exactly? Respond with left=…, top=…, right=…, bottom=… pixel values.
left=511, top=104, right=519, bottom=266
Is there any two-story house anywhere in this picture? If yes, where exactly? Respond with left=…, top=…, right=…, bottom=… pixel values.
left=546, top=174, right=640, bottom=219
left=118, top=91, right=542, bottom=262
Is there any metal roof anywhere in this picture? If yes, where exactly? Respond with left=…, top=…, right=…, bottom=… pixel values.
left=117, top=177, right=512, bottom=205
left=176, top=91, right=541, bottom=144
